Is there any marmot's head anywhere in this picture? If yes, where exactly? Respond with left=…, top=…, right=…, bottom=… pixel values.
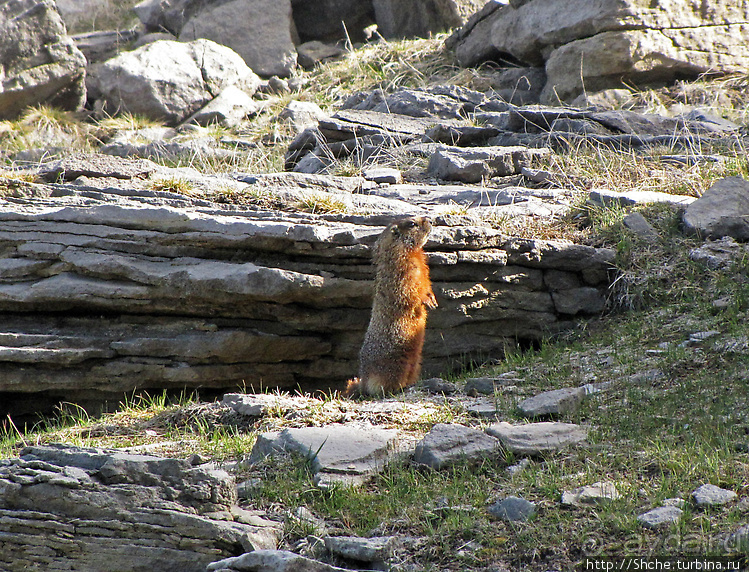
left=376, top=217, right=432, bottom=255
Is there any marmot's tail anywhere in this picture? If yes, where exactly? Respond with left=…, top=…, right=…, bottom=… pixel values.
left=343, top=377, right=362, bottom=398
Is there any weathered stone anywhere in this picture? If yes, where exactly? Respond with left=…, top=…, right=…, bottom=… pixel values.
left=551, top=288, right=607, bottom=315
left=249, top=425, right=403, bottom=484
left=72, top=30, right=140, bottom=63
left=183, top=85, right=260, bottom=128
left=361, top=167, right=402, bottom=185
left=683, top=177, right=749, bottom=241
left=222, top=393, right=300, bottom=417
left=623, top=212, right=660, bottom=243
left=590, top=188, right=696, bottom=209
left=637, top=506, right=683, bottom=529
left=278, top=101, right=328, bottom=133
left=692, top=484, right=737, bottom=507
left=445, top=0, right=507, bottom=67
left=324, top=535, right=396, bottom=562
left=93, top=39, right=260, bottom=125
left=561, top=482, right=621, bottom=506
left=427, top=145, right=549, bottom=183
left=517, top=387, right=586, bottom=417
left=487, top=496, right=536, bottom=522
left=0, top=444, right=280, bottom=572
left=208, top=550, right=349, bottom=572
left=420, top=377, right=459, bottom=394
left=413, top=423, right=500, bottom=469
left=0, top=0, right=87, bottom=119
left=486, top=421, right=588, bottom=455
left=179, top=0, right=297, bottom=78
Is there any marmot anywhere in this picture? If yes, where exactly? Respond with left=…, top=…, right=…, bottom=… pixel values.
left=345, top=216, right=437, bottom=397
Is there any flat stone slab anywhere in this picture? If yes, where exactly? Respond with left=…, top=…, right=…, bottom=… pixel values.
left=692, top=484, right=737, bottom=507
left=561, top=482, right=621, bottom=506
left=250, top=424, right=403, bottom=482
left=589, top=188, right=696, bottom=208
left=412, top=423, right=501, bottom=469
left=517, top=387, right=586, bottom=417
left=222, top=393, right=302, bottom=417
left=487, top=496, right=536, bottom=522
left=208, top=550, right=349, bottom=572
left=486, top=421, right=588, bottom=455
left=324, top=536, right=396, bottom=562
left=637, top=506, right=683, bottom=528
left=683, top=176, right=749, bottom=240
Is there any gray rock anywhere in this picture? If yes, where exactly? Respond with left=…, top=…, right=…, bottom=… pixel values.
left=445, top=0, right=507, bottom=67
left=465, top=398, right=501, bottom=419
left=249, top=425, right=403, bottom=484
left=561, top=482, right=621, bottom=506
left=324, top=535, right=396, bottom=562
left=465, top=376, right=519, bottom=396
left=207, top=550, right=350, bottom=572
left=517, top=387, right=586, bottom=417
left=551, top=287, right=607, bottom=315
left=623, top=212, right=660, bottom=243
left=487, top=496, right=537, bottom=522
left=184, top=85, right=260, bottom=128
left=419, top=377, right=458, bottom=395
left=486, top=421, right=588, bottom=455
left=427, top=145, right=549, bottom=183
left=179, top=0, right=297, bottom=78
left=72, top=29, right=140, bottom=63
left=0, top=0, right=87, bottom=119
left=93, top=39, right=260, bottom=125
left=683, top=177, right=749, bottom=241
left=589, top=188, right=696, bottom=208
left=278, top=101, right=329, bottom=133
left=637, top=506, right=683, bottom=529
left=413, top=423, right=500, bottom=469
left=689, top=237, right=749, bottom=270
left=361, top=167, right=402, bottom=185
left=0, top=444, right=280, bottom=572
left=692, top=484, right=737, bottom=507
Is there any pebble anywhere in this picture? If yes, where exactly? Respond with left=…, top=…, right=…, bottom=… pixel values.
left=637, top=506, right=683, bottom=528
left=692, top=484, right=737, bottom=507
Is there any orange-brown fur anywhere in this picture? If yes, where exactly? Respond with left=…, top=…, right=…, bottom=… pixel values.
left=345, top=217, right=437, bottom=397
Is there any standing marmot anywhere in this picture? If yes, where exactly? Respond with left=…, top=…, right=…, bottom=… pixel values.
left=345, top=216, right=438, bottom=397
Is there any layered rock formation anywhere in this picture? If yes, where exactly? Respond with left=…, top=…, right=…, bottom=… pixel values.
left=0, top=444, right=280, bottom=572
left=0, top=153, right=614, bottom=417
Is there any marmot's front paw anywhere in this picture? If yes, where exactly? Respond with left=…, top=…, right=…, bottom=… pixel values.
left=425, top=292, right=438, bottom=309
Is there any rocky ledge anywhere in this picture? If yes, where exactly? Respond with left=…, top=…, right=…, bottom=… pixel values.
left=0, top=153, right=615, bottom=417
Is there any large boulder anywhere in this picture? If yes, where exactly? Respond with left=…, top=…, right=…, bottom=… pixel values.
left=449, top=0, right=749, bottom=104
left=92, top=39, right=260, bottom=125
left=178, top=0, right=297, bottom=78
left=0, top=0, right=87, bottom=119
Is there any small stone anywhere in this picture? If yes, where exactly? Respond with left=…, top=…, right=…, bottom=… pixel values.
left=517, top=387, right=586, bottom=417
left=324, top=535, right=396, bottom=563
left=488, top=496, right=536, bottom=522
left=486, top=421, right=588, bottom=455
left=464, top=377, right=505, bottom=396
left=413, top=423, right=500, bottom=470
left=637, top=506, right=683, bottom=528
left=506, top=458, right=531, bottom=476
left=623, top=212, right=659, bottom=243
left=361, top=167, right=402, bottom=185
left=561, top=482, right=621, bottom=506
left=419, top=377, right=458, bottom=395
left=692, top=484, right=737, bottom=507
left=466, top=398, right=501, bottom=419
left=236, top=478, right=262, bottom=499
left=661, top=498, right=686, bottom=508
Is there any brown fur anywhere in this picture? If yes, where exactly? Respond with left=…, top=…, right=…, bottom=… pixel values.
left=345, top=217, right=437, bottom=397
